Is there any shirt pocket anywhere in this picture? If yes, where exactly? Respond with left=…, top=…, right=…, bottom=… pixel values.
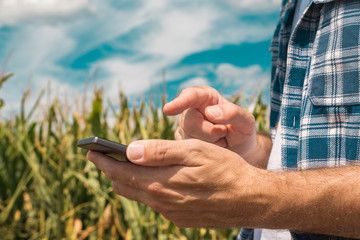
left=308, top=1, right=360, bottom=106
left=308, top=60, right=360, bottom=107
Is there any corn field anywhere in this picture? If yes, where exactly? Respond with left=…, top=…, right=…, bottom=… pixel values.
left=0, top=72, right=269, bottom=240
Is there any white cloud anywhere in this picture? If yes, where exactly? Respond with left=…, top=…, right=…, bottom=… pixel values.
left=95, top=58, right=163, bottom=102
left=166, top=64, right=215, bottom=83
left=141, top=8, right=218, bottom=60
left=10, top=25, right=75, bottom=73
left=221, top=0, right=281, bottom=13
left=0, top=0, right=278, bottom=114
left=216, top=64, right=265, bottom=87
left=0, top=0, right=95, bottom=26
left=0, top=24, right=80, bottom=115
left=179, top=77, right=210, bottom=91
left=142, top=0, right=168, bottom=12
left=0, top=73, right=78, bottom=120
left=90, top=1, right=276, bottom=95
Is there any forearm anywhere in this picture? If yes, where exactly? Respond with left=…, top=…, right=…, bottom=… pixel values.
left=253, top=166, right=360, bottom=238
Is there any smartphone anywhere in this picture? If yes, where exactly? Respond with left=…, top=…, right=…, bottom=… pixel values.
left=77, top=136, right=128, bottom=162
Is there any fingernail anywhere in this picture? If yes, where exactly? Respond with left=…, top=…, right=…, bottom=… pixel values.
left=127, top=142, right=144, bottom=161
left=207, top=105, right=223, bottom=119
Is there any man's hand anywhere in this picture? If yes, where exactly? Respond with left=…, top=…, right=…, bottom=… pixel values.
left=88, top=140, right=360, bottom=238
left=163, top=86, right=271, bottom=168
left=87, top=139, right=271, bottom=228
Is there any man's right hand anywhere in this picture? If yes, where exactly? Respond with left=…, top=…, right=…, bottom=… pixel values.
left=163, top=86, right=271, bottom=168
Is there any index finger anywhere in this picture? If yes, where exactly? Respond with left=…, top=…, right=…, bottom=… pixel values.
left=87, top=151, right=154, bottom=187
left=163, top=86, right=223, bottom=116
left=87, top=151, right=170, bottom=196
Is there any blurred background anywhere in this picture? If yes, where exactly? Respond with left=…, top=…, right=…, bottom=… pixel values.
left=0, top=0, right=279, bottom=239
left=0, top=0, right=280, bottom=113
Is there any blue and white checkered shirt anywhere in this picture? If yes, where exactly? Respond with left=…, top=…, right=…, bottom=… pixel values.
left=239, top=0, right=360, bottom=239
left=271, top=0, right=360, bottom=171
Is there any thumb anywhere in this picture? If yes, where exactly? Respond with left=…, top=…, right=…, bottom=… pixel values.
left=204, top=103, right=255, bottom=133
left=126, top=139, right=202, bottom=167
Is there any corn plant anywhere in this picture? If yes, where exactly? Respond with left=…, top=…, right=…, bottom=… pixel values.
left=0, top=73, right=13, bottom=110
left=0, top=72, right=268, bottom=240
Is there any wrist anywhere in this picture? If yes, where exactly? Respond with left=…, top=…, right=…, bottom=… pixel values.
left=259, top=172, right=306, bottom=229
left=243, top=133, right=272, bottom=168
left=234, top=163, right=360, bottom=238
left=233, top=168, right=281, bottom=228
left=236, top=170, right=305, bottom=229
left=256, top=169, right=354, bottom=234
left=265, top=168, right=360, bottom=237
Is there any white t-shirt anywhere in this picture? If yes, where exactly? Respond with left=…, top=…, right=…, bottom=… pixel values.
left=255, top=1, right=313, bottom=238
left=255, top=120, right=292, bottom=239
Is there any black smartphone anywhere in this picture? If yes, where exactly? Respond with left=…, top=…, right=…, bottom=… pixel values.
left=77, top=137, right=128, bottom=162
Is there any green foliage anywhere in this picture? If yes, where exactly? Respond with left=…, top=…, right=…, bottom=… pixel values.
left=0, top=72, right=268, bottom=240
left=0, top=73, right=14, bottom=109
left=252, top=90, right=269, bottom=134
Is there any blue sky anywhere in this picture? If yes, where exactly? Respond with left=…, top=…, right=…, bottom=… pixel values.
left=0, top=0, right=281, bottom=113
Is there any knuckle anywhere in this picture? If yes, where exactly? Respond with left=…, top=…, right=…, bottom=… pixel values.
left=231, top=103, right=244, bottom=117
left=146, top=182, right=164, bottom=195
left=203, top=86, right=218, bottom=97
left=232, top=106, right=256, bottom=125
left=181, top=86, right=211, bottom=93
left=180, top=88, right=190, bottom=94
left=186, top=139, right=204, bottom=157
left=153, top=141, right=168, bottom=164
left=180, top=87, right=193, bottom=97
left=188, top=138, right=203, bottom=149
left=248, top=113, right=256, bottom=125
left=197, top=85, right=213, bottom=91
left=239, top=106, right=255, bottom=122
left=208, top=127, right=225, bottom=142
left=182, top=86, right=213, bottom=100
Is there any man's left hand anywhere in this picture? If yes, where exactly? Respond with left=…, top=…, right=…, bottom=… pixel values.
left=87, top=139, right=271, bottom=228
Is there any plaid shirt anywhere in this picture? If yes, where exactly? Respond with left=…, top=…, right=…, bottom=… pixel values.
left=239, top=0, right=360, bottom=239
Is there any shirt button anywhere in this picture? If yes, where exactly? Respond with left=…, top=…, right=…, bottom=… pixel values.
left=285, top=2, right=292, bottom=10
